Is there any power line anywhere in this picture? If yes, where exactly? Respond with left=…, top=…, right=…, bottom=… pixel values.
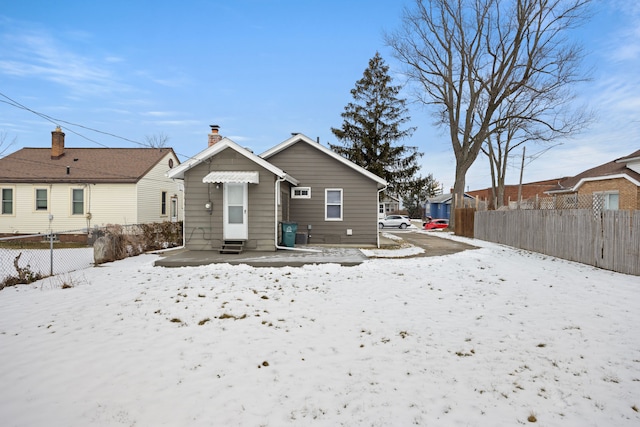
left=1, top=91, right=174, bottom=149
left=0, top=92, right=193, bottom=185
left=0, top=90, right=201, bottom=164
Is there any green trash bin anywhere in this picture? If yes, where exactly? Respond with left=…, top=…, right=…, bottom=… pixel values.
left=281, top=221, right=298, bottom=247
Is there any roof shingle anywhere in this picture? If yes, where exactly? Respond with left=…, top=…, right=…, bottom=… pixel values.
left=548, top=149, right=640, bottom=192
left=0, top=147, right=177, bottom=184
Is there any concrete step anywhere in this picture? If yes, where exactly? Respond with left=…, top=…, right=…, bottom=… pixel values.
left=220, top=240, right=245, bottom=254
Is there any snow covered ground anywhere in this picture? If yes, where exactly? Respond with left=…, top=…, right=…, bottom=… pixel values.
left=0, top=234, right=638, bottom=426
left=0, top=247, right=93, bottom=280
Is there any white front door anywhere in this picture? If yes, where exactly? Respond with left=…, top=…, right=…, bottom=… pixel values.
left=170, top=197, right=178, bottom=222
left=224, top=183, right=248, bottom=240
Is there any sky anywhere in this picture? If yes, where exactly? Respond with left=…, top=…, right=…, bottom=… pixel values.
left=1, top=0, right=639, bottom=192
left=1, top=232, right=639, bottom=426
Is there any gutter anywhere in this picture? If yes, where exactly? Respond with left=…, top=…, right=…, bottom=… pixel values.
left=171, top=178, right=186, bottom=247
left=274, top=175, right=321, bottom=252
left=377, top=186, right=387, bottom=248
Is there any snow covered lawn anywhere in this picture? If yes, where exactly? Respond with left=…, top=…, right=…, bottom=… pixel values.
left=1, top=237, right=638, bottom=426
left=1, top=247, right=94, bottom=279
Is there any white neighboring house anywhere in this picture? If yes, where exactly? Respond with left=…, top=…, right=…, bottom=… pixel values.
left=379, top=193, right=400, bottom=219
left=0, top=127, right=183, bottom=241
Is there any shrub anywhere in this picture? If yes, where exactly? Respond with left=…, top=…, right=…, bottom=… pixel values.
left=139, top=221, right=183, bottom=251
left=93, top=221, right=183, bottom=265
left=0, top=253, right=44, bottom=290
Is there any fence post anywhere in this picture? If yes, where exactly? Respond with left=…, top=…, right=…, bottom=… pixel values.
left=50, top=232, right=54, bottom=276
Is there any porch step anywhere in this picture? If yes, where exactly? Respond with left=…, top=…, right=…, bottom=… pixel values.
left=220, top=240, right=245, bottom=254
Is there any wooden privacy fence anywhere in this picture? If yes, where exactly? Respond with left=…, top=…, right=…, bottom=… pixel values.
left=474, top=209, right=640, bottom=276
left=454, top=208, right=475, bottom=238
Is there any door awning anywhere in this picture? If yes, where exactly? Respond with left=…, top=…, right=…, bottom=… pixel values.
left=202, top=171, right=259, bottom=184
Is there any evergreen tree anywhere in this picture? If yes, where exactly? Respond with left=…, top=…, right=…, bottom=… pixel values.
left=401, top=174, right=440, bottom=219
left=330, top=52, right=421, bottom=194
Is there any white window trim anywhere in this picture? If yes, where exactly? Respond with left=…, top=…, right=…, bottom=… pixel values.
left=71, top=188, right=85, bottom=215
left=161, top=190, right=168, bottom=216
left=34, top=187, right=49, bottom=212
left=325, top=188, right=343, bottom=221
left=599, top=191, right=619, bottom=210
left=291, top=186, right=311, bottom=199
left=1, top=186, right=15, bottom=216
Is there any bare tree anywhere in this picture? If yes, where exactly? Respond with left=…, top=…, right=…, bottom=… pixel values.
left=144, top=132, right=170, bottom=148
left=386, top=0, right=592, bottom=226
left=481, top=82, right=592, bottom=208
left=0, top=131, right=16, bottom=158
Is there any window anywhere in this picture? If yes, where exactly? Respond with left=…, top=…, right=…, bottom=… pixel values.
left=170, top=197, right=178, bottom=221
left=161, top=191, right=167, bottom=215
left=1, top=188, right=13, bottom=215
left=603, top=192, right=619, bottom=210
left=291, top=187, right=311, bottom=199
left=325, top=189, right=343, bottom=220
left=72, top=189, right=84, bottom=215
left=594, top=191, right=619, bottom=211
left=35, top=188, right=48, bottom=211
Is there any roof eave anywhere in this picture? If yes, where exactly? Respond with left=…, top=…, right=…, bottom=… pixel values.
left=261, top=133, right=388, bottom=187
left=547, top=173, right=640, bottom=194
left=167, top=138, right=297, bottom=183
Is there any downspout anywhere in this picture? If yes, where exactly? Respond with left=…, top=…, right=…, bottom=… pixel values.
left=167, top=178, right=186, bottom=248
left=377, top=186, right=387, bottom=248
left=178, top=179, right=186, bottom=248
left=274, top=175, right=320, bottom=252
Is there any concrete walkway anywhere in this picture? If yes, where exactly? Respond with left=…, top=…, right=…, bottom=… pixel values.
left=153, top=231, right=476, bottom=268
left=153, top=245, right=369, bottom=268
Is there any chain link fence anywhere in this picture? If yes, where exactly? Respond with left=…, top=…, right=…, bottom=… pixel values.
left=0, top=231, right=94, bottom=289
left=1, top=221, right=182, bottom=290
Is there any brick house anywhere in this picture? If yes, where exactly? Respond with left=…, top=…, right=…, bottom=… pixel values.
left=545, top=149, right=640, bottom=210
left=467, top=179, right=562, bottom=210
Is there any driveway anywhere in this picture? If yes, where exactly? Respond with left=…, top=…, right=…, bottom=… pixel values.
left=382, top=230, right=477, bottom=257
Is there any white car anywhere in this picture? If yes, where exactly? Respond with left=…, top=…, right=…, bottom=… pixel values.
left=379, top=215, right=412, bottom=229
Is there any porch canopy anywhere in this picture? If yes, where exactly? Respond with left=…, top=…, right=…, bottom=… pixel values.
left=202, top=171, right=259, bottom=184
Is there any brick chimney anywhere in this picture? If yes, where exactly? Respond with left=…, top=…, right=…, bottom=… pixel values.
left=51, top=126, right=65, bottom=159
left=208, top=125, right=222, bottom=147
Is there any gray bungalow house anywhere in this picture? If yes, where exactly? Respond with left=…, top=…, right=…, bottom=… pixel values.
left=167, top=127, right=388, bottom=252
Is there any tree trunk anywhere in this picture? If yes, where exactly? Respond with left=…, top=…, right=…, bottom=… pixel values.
left=451, top=163, right=471, bottom=230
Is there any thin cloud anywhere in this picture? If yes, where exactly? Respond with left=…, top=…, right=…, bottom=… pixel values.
left=133, top=69, right=192, bottom=88
left=0, top=19, right=134, bottom=97
left=601, top=1, right=640, bottom=62
left=144, top=119, right=201, bottom=127
left=141, top=111, right=178, bottom=117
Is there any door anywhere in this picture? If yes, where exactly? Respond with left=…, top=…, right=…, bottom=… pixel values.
left=170, top=197, right=178, bottom=222
left=224, top=183, right=248, bottom=240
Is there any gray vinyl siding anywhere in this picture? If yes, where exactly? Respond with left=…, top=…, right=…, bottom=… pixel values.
left=183, top=148, right=277, bottom=251
left=267, top=142, right=379, bottom=245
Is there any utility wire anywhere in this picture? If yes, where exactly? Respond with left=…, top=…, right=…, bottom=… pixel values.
left=0, top=93, right=111, bottom=148
left=0, top=92, right=196, bottom=185
left=1, top=91, right=182, bottom=150
left=0, top=90, right=203, bottom=165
